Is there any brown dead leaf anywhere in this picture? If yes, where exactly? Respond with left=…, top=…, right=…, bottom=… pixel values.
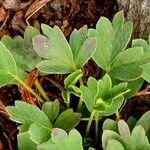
left=0, top=7, right=6, bottom=22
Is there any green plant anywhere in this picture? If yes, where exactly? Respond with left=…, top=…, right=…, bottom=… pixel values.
left=7, top=100, right=81, bottom=149
left=0, top=10, right=149, bottom=149
left=102, top=111, right=150, bottom=150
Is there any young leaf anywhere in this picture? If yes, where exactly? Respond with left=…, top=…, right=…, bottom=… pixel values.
left=7, top=101, right=52, bottom=132
left=62, top=70, right=83, bottom=103
left=54, top=109, right=81, bottom=132
left=38, top=128, right=84, bottom=150
left=109, top=47, right=144, bottom=81
left=42, top=100, right=60, bottom=123
left=80, top=74, right=128, bottom=116
left=0, top=41, right=17, bottom=87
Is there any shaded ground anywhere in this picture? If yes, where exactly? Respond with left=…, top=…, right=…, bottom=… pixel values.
left=0, top=0, right=150, bottom=149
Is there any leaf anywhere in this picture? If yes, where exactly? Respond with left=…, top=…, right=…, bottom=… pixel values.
left=38, top=128, right=84, bottom=150
left=106, top=139, right=124, bottom=150
left=62, top=70, right=83, bottom=103
left=127, top=116, right=137, bottom=131
left=54, top=109, right=81, bottom=132
left=131, top=125, right=150, bottom=150
left=74, top=37, right=96, bottom=69
left=42, top=100, right=60, bottom=123
left=112, top=10, right=124, bottom=33
left=7, top=101, right=52, bottom=132
left=109, top=47, right=144, bottom=81
left=111, top=21, right=133, bottom=61
left=92, top=17, right=115, bottom=71
left=80, top=77, right=98, bottom=112
left=33, top=24, right=75, bottom=74
left=69, top=25, right=88, bottom=59
left=0, top=41, right=17, bottom=87
left=103, top=119, right=118, bottom=133
left=102, top=130, right=124, bottom=150
left=1, top=26, right=41, bottom=81
left=64, top=70, right=83, bottom=89
left=18, top=132, right=37, bottom=150
left=118, top=120, right=130, bottom=138
left=141, top=62, right=150, bottom=83
left=136, top=110, right=150, bottom=139
left=29, top=123, right=51, bottom=144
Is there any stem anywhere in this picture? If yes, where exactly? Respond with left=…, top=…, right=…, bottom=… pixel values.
left=77, top=78, right=84, bottom=111
left=116, top=111, right=120, bottom=121
left=80, top=118, right=96, bottom=121
left=35, top=79, right=51, bottom=102
left=85, top=110, right=96, bottom=137
left=12, top=75, right=44, bottom=103
left=95, top=113, right=99, bottom=143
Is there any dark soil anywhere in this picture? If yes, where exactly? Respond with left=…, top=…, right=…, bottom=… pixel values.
left=0, top=0, right=150, bottom=150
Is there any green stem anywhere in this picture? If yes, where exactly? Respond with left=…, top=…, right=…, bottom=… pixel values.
left=116, top=111, right=120, bottom=121
left=95, top=113, right=99, bottom=143
left=35, top=79, right=51, bottom=102
left=85, top=110, right=96, bottom=137
left=80, top=118, right=96, bottom=121
left=77, top=78, right=84, bottom=111
left=12, top=75, right=44, bottom=103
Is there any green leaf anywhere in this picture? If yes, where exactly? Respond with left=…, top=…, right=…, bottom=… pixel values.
left=112, top=11, right=124, bottom=33
left=92, top=17, right=115, bottom=70
left=80, top=74, right=128, bottom=116
left=69, top=25, right=88, bottom=59
left=118, top=120, right=130, bottom=138
left=1, top=26, right=41, bottom=81
left=111, top=21, right=133, bottom=61
left=38, top=128, right=84, bottom=150
left=80, top=77, right=98, bottom=111
left=74, top=37, right=96, bottom=69
left=102, top=130, right=123, bottom=150
left=18, top=132, right=37, bottom=150
left=29, top=123, right=51, bottom=144
left=136, top=111, right=150, bottom=139
left=109, top=47, right=144, bottom=81
left=54, top=109, right=81, bottom=132
left=7, top=101, right=52, bottom=132
left=33, top=24, right=75, bottom=74
left=64, top=70, right=83, bottom=89
left=0, top=41, right=17, bottom=87
left=141, top=62, right=150, bottom=83
left=106, top=139, right=124, bottom=150
left=42, top=100, right=60, bottom=123
left=103, top=119, right=118, bottom=133
left=127, top=116, right=137, bottom=131
left=131, top=125, right=150, bottom=150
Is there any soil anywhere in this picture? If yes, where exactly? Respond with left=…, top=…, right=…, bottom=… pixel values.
left=0, top=0, right=150, bottom=150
